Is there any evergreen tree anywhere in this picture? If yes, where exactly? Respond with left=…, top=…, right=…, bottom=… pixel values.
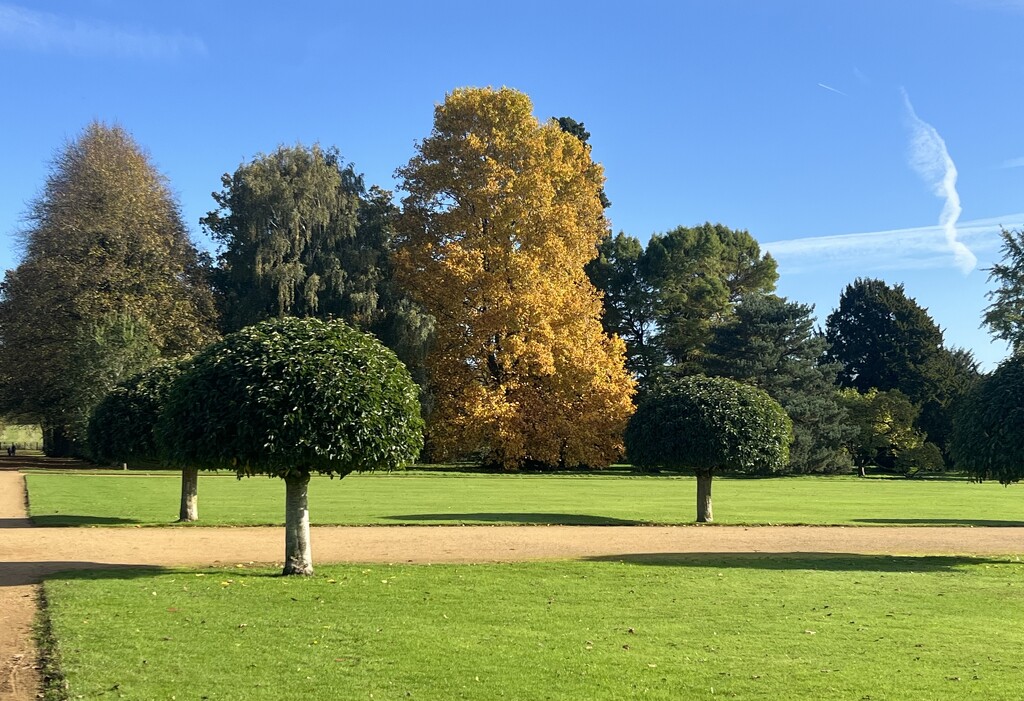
left=982, top=227, right=1024, bottom=356
left=585, top=232, right=663, bottom=379
left=704, top=295, right=855, bottom=472
left=824, top=278, right=968, bottom=453
left=0, top=122, right=217, bottom=454
left=645, top=222, right=777, bottom=374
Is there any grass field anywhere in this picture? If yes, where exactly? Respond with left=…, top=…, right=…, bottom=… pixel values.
left=41, top=556, right=1024, bottom=700
left=24, top=471, right=1024, bottom=527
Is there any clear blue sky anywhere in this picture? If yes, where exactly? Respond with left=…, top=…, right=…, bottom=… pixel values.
left=3, top=0, right=1023, bottom=368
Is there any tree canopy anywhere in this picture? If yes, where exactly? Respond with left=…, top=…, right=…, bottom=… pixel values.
left=950, top=354, right=1024, bottom=485
left=0, top=122, right=217, bottom=455
left=394, top=86, right=635, bottom=470
left=157, top=317, right=423, bottom=574
left=824, top=278, right=973, bottom=453
left=624, top=374, right=791, bottom=521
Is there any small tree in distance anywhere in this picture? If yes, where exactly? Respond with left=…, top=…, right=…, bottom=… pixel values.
left=157, top=317, right=423, bottom=575
left=625, top=375, right=791, bottom=522
left=87, top=360, right=197, bottom=521
left=950, top=355, right=1024, bottom=485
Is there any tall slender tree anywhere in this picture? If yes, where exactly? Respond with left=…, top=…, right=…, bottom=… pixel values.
left=395, top=87, right=635, bottom=470
left=0, top=122, right=217, bottom=454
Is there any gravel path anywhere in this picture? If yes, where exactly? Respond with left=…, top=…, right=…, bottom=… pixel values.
left=1, top=466, right=1022, bottom=700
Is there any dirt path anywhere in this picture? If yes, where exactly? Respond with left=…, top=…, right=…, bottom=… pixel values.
left=1, top=468, right=1022, bottom=700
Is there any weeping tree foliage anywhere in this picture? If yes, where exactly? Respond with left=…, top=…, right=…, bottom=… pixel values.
left=837, top=388, right=943, bottom=475
left=950, top=355, right=1024, bottom=485
left=983, top=227, right=1024, bottom=357
left=625, top=375, right=791, bottom=522
left=204, top=144, right=433, bottom=387
left=0, top=122, right=218, bottom=455
left=157, top=317, right=423, bottom=575
left=87, top=360, right=200, bottom=521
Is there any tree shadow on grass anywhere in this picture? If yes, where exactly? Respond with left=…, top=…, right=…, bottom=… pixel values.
left=24, top=515, right=142, bottom=527
left=1, top=562, right=170, bottom=587
left=384, top=512, right=647, bottom=525
left=583, top=552, right=1023, bottom=573
left=853, top=518, right=1024, bottom=527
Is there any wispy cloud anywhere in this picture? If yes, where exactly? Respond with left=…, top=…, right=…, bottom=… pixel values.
left=1000, top=156, right=1024, bottom=169
left=763, top=214, right=1023, bottom=275
left=901, top=89, right=977, bottom=273
left=0, top=3, right=206, bottom=59
left=817, top=82, right=847, bottom=97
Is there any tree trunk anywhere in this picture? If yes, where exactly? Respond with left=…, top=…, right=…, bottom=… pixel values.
left=696, top=471, right=713, bottom=523
left=178, top=467, right=199, bottom=522
left=283, top=473, right=313, bottom=576
left=858, top=465, right=866, bottom=478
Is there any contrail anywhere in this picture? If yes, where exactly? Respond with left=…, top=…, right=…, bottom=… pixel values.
left=901, top=89, right=977, bottom=273
left=817, top=83, right=847, bottom=96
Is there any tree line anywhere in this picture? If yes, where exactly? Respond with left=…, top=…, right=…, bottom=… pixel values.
left=2, top=86, right=1023, bottom=482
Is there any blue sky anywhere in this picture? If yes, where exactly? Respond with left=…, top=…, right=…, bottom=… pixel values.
left=2, top=0, right=1023, bottom=368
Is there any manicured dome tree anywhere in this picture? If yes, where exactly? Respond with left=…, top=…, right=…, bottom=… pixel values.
left=157, top=317, right=424, bottom=575
left=625, top=375, right=792, bottom=522
left=950, top=355, right=1024, bottom=485
left=87, top=360, right=199, bottom=521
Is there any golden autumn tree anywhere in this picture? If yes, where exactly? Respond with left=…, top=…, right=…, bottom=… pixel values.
left=394, top=87, right=635, bottom=470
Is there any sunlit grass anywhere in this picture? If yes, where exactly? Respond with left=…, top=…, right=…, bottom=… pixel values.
left=42, top=556, right=1024, bottom=700
left=25, top=471, right=1024, bottom=527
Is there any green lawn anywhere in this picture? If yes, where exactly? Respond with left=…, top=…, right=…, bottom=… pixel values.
left=41, top=556, right=1024, bottom=700
left=24, top=471, right=1024, bottom=527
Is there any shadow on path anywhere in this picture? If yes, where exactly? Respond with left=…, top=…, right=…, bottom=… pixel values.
left=0, top=562, right=168, bottom=587
left=385, top=512, right=647, bottom=525
left=584, top=551, right=1023, bottom=572
left=23, top=515, right=142, bottom=527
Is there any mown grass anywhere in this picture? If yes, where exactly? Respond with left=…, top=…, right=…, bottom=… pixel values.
left=41, top=556, right=1024, bottom=700
left=24, top=471, right=1024, bottom=527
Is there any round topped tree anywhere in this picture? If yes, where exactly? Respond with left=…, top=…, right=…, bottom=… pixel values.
left=157, top=317, right=423, bottom=575
left=625, top=374, right=791, bottom=522
left=87, top=360, right=199, bottom=521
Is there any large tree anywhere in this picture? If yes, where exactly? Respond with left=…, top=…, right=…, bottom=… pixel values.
left=824, top=278, right=970, bottom=452
left=625, top=374, right=791, bottom=522
left=204, top=145, right=432, bottom=381
left=585, top=232, right=663, bottom=379
left=394, top=87, right=635, bottom=470
left=0, top=122, right=217, bottom=454
left=703, top=295, right=855, bottom=473
left=158, top=317, right=423, bottom=575
left=950, top=354, right=1024, bottom=485
left=644, top=223, right=777, bottom=374
left=983, top=227, right=1024, bottom=356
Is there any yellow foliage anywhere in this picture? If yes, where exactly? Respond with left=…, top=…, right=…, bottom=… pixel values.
left=395, top=87, right=635, bottom=469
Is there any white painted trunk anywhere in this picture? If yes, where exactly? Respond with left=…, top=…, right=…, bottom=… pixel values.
left=696, top=472, right=713, bottom=523
left=178, top=467, right=199, bottom=522
left=284, top=473, right=313, bottom=576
